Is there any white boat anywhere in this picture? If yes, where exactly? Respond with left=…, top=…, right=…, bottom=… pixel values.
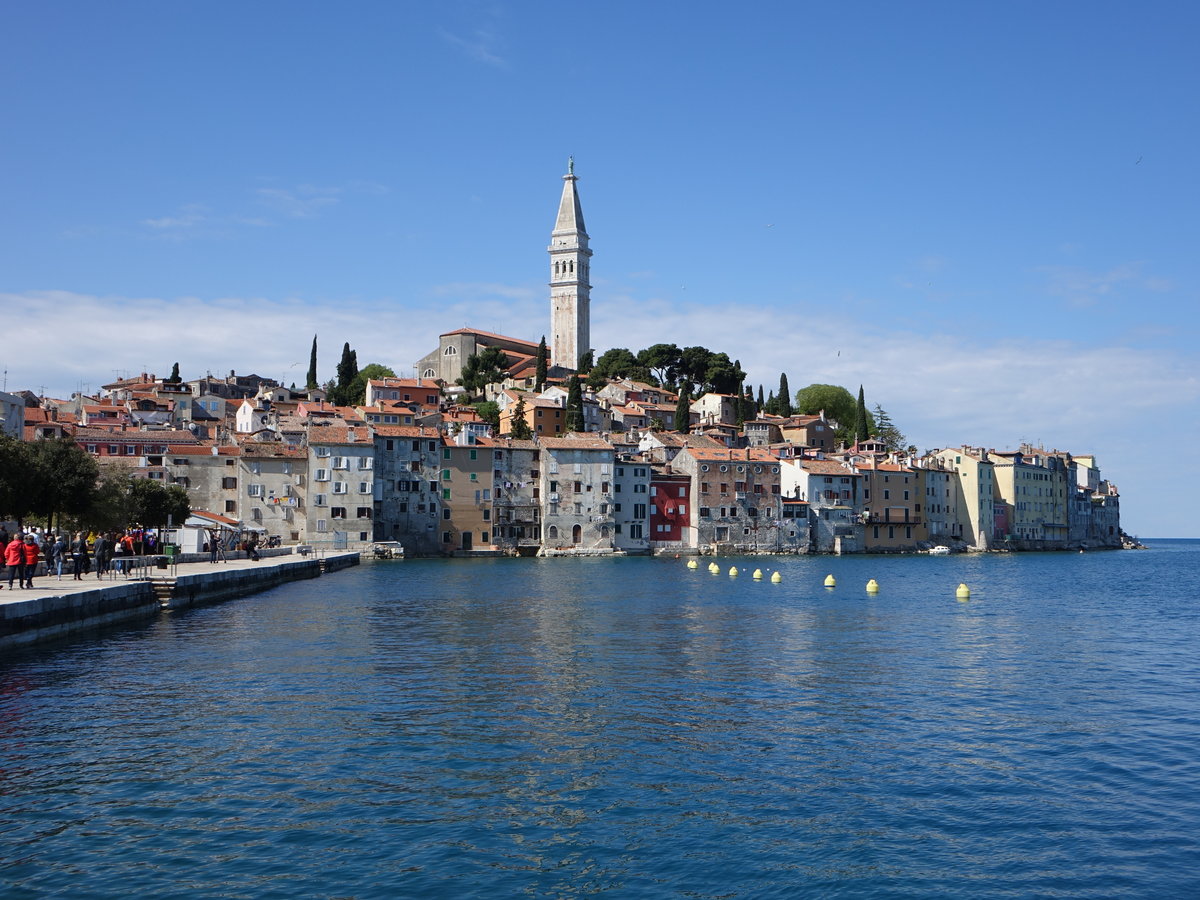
left=370, top=541, right=406, bottom=559
left=928, top=546, right=951, bottom=556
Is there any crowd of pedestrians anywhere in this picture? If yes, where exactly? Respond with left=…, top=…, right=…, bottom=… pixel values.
left=0, top=526, right=161, bottom=589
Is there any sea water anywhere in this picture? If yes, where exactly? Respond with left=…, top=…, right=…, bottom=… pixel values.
left=2, top=541, right=1199, bottom=897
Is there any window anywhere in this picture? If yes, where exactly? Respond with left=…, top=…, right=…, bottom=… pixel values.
left=316, top=519, right=328, bottom=533
left=331, top=507, right=347, bottom=519
left=225, top=500, right=236, bottom=513
left=315, top=469, right=330, bottom=482
left=222, top=477, right=237, bottom=489
left=313, top=493, right=327, bottom=506
left=359, top=482, right=371, bottom=494
left=332, top=482, right=347, bottom=494
left=315, top=447, right=331, bottom=458
left=248, top=484, right=264, bottom=497
left=699, top=507, right=711, bottom=518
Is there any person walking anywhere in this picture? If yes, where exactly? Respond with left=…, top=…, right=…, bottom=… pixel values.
left=71, top=531, right=89, bottom=580
left=6, top=534, right=26, bottom=589
left=93, top=533, right=110, bottom=579
left=52, top=533, right=67, bottom=579
left=21, top=534, right=40, bottom=590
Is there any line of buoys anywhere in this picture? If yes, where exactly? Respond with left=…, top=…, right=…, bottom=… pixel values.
left=866, top=578, right=880, bottom=593
left=956, top=583, right=971, bottom=601
left=824, top=574, right=836, bottom=588
left=684, top=559, right=976, bottom=602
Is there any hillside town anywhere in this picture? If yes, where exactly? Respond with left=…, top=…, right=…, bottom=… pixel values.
left=1, top=163, right=1125, bottom=556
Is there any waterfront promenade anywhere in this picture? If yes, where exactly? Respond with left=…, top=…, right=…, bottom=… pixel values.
left=1, top=548, right=360, bottom=650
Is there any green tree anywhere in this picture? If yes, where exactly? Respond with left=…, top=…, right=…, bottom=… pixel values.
left=872, top=404, right=908, bottom=453
left=678, top=346, right=714, bottom=386
left=474, top=400, right=500, bottom=428
left=330, top=342, right=359, bottom=405
left=128, top=477, right=191, bottom=529
left=0, top=434, right=34, bottom=525
left=637, top=343, right=681, bottom=386
left=535, top=336, right=548, bottom=391
left=457, top=347, right=508, bottom=396
left=509, top=397, right=533, bottom=440
left=764, top=389, right=777, bottom=416
left=675, top=381, right=692, bottom=433
left=27, top=437, right=99, bottom=531
left=86, top=465, right=136, bottom=533
left=705, top=353, right=745, bottom=395
left=167, top=362, right=182, bottom=384
left=565, top=375, right=584, bottom=432
left=855, top=385, right=870, bottom=445
left=778, top=373, right=792, bottom=417
left=757, top=385, right=765, bottom=410
left=306, top=335, right=319, bottom=390
left=591, top=347, right=641, bottom=381
left=346, top=363, right=397, bottom=407
left=577, top=349, right=594, bottom=372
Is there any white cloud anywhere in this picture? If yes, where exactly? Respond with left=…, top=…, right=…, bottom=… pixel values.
left=437, top=27, right=508, bottom=67
left=255, top=185, right=342, bottom=219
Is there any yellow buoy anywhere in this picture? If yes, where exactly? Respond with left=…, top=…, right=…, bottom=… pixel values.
left=752, top=568, right=763, bottom=580
left=956, top=583, right=971, bottom=601
left=824, top=574, right=836, bottom=588
left=729, top=566, right=738, bottom=577
left=687, top=559, right=698, bottom=569
left=771, top=571, right=782, bottom=583
left=866, top=579, right=880, bottom=593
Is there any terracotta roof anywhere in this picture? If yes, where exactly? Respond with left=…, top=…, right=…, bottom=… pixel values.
left=798, top=459, right=857, bottom=475
left=440, top=327, right=538, bottom=349
left=239, top=443, right=308, bottom=459
left=162, top=444, right=241, bottom=456
left=372, top=424, right=438, bottom=438
left=308, top=426, right=373, bottom=445
left=539, top=435, right=615, bottom=451
left=681, top=447, right=777, bottom=462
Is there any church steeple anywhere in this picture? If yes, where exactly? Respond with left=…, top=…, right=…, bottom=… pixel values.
left=549, top=157, right=592, bottom=370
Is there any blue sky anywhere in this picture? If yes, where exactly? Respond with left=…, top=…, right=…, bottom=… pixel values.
left=2, top=1, right=1196, bottom=537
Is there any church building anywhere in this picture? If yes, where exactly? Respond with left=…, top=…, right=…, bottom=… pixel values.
left=416, top=161, right=593, bottom=384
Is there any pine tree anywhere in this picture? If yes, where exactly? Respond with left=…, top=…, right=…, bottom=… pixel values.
left=510, top=398, right=533, bottom=440
left=855, top=385, right=870, bottom=445
left=306, top=335, right=318, bottom=390
left=778, top=373, right=792, bottom=417
left=535, top=336, right=548, bottom=391
left=675, top=381, right=692, bottom=433
left=565, top=375, right=584, bottom=432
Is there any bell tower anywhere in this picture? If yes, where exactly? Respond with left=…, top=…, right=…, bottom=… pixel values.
left=549, top=158, right=592, bottom=370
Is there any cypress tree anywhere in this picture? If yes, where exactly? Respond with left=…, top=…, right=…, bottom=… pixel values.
left=565, top=375, right=584, bottom=432
left=765, top=389, right=777, bottom=416
left=778, top=373, right=792, bottom=417
left=306, top=335, right=318, bottom=390
left=167, top=362, right=181, bottom=384
left=334, top=342, right=358, bottom=406
left=734, top=378, right=746, bottom=428
left=855, top=384, right=870, bottom=445
left=675, top=381, right=692, bottom=433
left=535, top=336, right=548, bottom=391
left=510, top=398, right=533, bottom=440
left=756, top=384, right=765, bottom=409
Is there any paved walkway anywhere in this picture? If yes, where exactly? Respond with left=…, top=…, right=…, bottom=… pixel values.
left=0, top=553, right=310, bottom=606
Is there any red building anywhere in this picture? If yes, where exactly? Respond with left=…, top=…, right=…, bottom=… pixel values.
left=650, top=470, right=691, bottom=545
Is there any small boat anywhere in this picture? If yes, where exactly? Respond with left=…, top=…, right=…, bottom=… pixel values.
left=928, top=546, right=951, bottom=556
left=370, top=541, right=406, bottom=560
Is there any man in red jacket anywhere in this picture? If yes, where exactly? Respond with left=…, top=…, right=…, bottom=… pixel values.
left=22, top=534, right=40, bottom=590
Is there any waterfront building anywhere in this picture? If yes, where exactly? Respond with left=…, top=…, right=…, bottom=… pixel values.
left=239, top=442, right=308, bottom=544
left=857, top=461, right=928, bottom=551
left=539, top=435, right=616, bottom=552
left=610, top=456, right=652, bottom=552
left=372, top=425, right=443, bottom=555
left=648, top=469, right=692, bottom=552
left=674, top=447, right=783, bottom=552
left=990, top=448, right=1069, bottom=545
left=437, top=433, right=495, bottom=554
left=307, top=425, right=375, bottom=546
left=489, top=438, right=542, bottom=554
left=780, top=457, right=863, bottom=554
left=933, top=447, right=996, bottom=550
left=915, top=456, right=962, bottom=544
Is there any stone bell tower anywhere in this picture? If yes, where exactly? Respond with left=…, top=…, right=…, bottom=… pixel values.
left=548, top=158, right=592, bottom=370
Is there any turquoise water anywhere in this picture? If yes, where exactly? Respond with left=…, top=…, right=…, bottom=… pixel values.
left=2, top=541, right=1199, bottom=897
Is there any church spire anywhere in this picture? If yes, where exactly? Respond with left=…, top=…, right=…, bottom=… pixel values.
left=549, top=160, right=592, bottom=370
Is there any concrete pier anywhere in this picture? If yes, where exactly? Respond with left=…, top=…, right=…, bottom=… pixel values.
left=0, top=550, right=359, bottom=651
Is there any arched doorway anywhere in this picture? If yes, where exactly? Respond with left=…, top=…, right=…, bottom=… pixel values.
left=572, top=524, right=582, bottom=544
